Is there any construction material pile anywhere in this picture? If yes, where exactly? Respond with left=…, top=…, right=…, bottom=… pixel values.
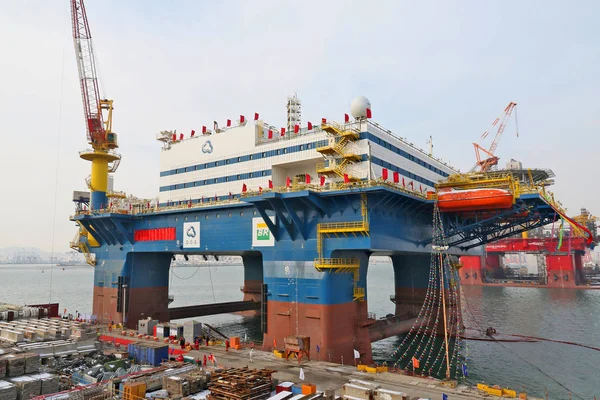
left=0, top=352, right=39, bottom=377
left=0, top=380, right=16, bottom=400
left=163, top=369, right=210, bottom=397
left=208, top=367, right=275, bottom=400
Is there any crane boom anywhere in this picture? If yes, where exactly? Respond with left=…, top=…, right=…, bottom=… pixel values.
left=71, top=0, right=116, bottom=150
left=471, top=102, right=517, bottom=172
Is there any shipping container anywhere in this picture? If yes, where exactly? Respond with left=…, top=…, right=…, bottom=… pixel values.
left=145, top=344, right=169, bottom=367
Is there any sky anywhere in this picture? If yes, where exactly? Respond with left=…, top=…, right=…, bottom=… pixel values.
left=0, top=0, right=599, bottom=252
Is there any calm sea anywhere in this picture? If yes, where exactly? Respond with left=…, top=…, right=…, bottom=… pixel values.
left=1, top=263, right=598, bottom=398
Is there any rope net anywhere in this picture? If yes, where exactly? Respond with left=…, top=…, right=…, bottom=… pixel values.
left=384, top=203, right=466, bottom=381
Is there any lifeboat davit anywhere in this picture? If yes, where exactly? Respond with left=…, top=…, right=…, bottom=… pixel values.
left=437, top=188, right=513, bottom=212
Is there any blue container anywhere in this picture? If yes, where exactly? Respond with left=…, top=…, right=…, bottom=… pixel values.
left=146, top=344, right=169, bottom=366
left=134, top=344, right=147, bottom=364
left=291, top=385, right=302, bottom=395
left=127, top=343, right=136, bottom=356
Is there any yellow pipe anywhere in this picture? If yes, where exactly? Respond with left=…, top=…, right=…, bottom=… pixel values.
left=522, top=231, right=529, bottom=239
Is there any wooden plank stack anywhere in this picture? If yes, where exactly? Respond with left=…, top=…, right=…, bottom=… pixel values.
left=208, top=367, right=275, bottom=400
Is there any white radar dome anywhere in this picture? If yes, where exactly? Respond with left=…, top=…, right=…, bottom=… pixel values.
left=350, top=96, right=371, bottom=119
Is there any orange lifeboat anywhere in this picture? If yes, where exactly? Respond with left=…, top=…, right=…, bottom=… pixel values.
left=437, top=188, right=513, bottom=212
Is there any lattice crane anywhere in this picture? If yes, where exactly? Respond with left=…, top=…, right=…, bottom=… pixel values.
left=471, top=102, right=518, bottom=172
left=71, top=0, right=120, bottom=211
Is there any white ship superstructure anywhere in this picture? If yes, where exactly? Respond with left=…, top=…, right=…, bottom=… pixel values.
left=157, top=97, right=457, bottom=206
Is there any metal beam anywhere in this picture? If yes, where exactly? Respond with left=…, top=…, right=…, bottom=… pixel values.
left=281, top=199, right=308, bottom=241
left=267, top=199, right=296, bottom=240
left=169, top=300, right=260, bottom=320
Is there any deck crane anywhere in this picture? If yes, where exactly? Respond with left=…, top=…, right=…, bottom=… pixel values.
left=471, top=102, right=518, bottom=172
left=71, top=0, right=120, bottom=211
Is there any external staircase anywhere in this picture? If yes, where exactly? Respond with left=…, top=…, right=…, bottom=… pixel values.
left=316, top=122, right=361, bottom=181
left=70, top=226, right=96, bottom=266
left=314, top=195, right=369, bottom=301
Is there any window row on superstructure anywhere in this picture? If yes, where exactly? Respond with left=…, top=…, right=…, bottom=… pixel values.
left=159, top=132, right=451, bottom=179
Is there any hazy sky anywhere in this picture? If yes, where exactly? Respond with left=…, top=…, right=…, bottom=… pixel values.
left=1, top=1, right=598, bottom=252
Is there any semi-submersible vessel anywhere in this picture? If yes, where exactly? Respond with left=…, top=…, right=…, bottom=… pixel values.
left=69, top=0, right=592, bottom=366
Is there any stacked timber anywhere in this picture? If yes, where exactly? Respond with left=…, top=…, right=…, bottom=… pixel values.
left=30, top=373, right=60, bottom=395
left=2, top=354, right=25, bottom=377
left=0, top=358, right=6, bottom=377
left=9, top=375, right=42, bottom=400
left=163, top=376, right=190, bottom=398
left=0, top=381, right=17, bottom=400
left=208, top=367, right=275, bottom=400
left=23, top=353, right=40, bottom=374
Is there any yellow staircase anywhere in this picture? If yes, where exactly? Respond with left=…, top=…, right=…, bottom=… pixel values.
left=316, top=122, right=362, bottom=181
left=314, top=195, right=369, bottom=301
left=70, top=226, right=96, bottom=266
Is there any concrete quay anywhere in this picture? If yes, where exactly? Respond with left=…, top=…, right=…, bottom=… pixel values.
left=101, top=333, right=541, bottom=399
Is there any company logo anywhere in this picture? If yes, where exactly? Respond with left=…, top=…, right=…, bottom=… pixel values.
left=252, top=217, right=275, bottom=247
left=186, top=226, right=197, bottom=238
left=183, top=222, right=200, bottom=248
left=202, top=140, right=214, bottom=154
left=256, top=223, right=270, bottom=241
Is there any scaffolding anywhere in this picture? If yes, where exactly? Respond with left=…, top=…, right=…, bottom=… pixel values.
left=316, top=121, right=362, bottom=181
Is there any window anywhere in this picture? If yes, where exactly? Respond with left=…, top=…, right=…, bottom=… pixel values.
left=249, top=173, right=253, bottom=178
left=237, top=174, right=241, bottom=180
left=205, top=163, right=209, bottom=168
left=237, top=157, right=241, bottom=162
left=262, top=152, right=266, bottom=158
left=283, top=148, right=287, bottom=154
left=277, top=149, right=281, bottom=155
left=226, top=159, right=230, bottom=164
left=214, top=178, right=218, bottom=183
left=300, top=145, right=304, bottom=151
left=250, top=154, right=254, bottom=160
left=262, top=171, right=266, bottom=176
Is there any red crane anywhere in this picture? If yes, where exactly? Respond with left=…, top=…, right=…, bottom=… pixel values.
left=471, top=102, right=518, bottom=172
left=71, top=0, right=117, bottom=151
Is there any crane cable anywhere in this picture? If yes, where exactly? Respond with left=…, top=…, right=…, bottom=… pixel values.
left=49, top=4, right=71, bottom=304
left=461, top=295, right=585, bottom=399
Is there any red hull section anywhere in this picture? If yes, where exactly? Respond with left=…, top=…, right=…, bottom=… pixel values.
left=438, top=189, right=513, bottom=212
left=263, top=300, right=372, bottom=365
left=93, top=286, right=169, bottom=327
left=459, top=256, right=483, bottom=285
left=546, top=255, right=577, bottom=288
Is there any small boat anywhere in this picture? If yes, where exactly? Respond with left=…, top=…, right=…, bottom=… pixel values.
left=437, top=188, right=513, bottom=212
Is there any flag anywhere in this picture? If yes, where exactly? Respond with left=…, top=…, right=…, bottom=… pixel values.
left=393, top=172, right=399, bottom=183
left=344, top=113, right=349, bottom=123
left=306, top=174, right=311, bottom=184
left=240, top=115, right=245, bottom=123
left=242, top=184, right=247, bottom=192
left=366, top=108, right=372, bottom=118
left=254, top=113, right=259, bottom=120
left=443, top=394, right=448, bottom=400
left=268, top=129, right=273, bottom=139
left=281, top=127, right=286, bottom=136
left=420, top=184, right=423, bottom=193
left=299, top=368, right=305, bottom=381
left=213, top=121, right=218, bottom=131
left=402, top=177, right=406, bottom=187
left=308, top=121, right=313, bottom=130
left=412, top=357, right=420, bottom=368
left=286, top=177, right=291, bottom=187
left=344, top=174, right=349, bottom=183
left=382, top=168, right=388, bottom=180
left=462, top=364, right=468, bottom=377
left=353, top=349, right=360, bottom=359
left=179, top=133, right=184, bottom=140
left=268, top=180, right=273, bottom=189
left=321, top=117, right=327, bottom=124
left=259, top=187, right=263, bottom=194
left=320, top=175, right=325, bottom=186
left=190, top=129, right=195, bottom=137
left=227, top=119, right=231, bottom=127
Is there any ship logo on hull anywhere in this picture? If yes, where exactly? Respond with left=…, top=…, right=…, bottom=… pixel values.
left=202, top=140, right=213, bottom=154
left=252, top=217, right=275, bottom=247
left=183, top=222, right=200, bottom=248
left=186, top=226, right=197, bottom=238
